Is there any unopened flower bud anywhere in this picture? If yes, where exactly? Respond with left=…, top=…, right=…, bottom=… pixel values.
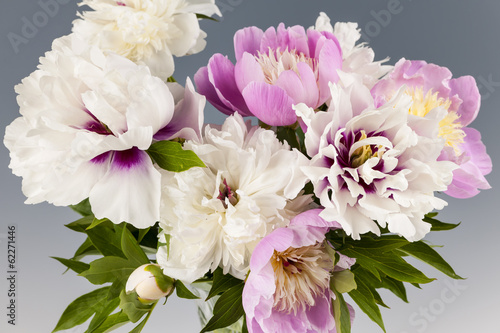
left=126, top=264, right=175, bottom=302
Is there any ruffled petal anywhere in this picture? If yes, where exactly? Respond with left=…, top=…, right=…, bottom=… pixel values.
left=448, top=75, right=481, bottom=126
left=194, top=66, right=235, bottom=115
left=89, top=148, right=160, bottom=228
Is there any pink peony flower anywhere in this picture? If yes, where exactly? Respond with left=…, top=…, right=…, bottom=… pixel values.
left=242, top=209, right=350, bottom=333
left=194, top=22, right=342, bottom=126
left=371, top=58, right=492, bottom=198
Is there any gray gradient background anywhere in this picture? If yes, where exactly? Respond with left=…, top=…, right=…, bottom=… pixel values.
left=1, top=0, right=499, bottom=332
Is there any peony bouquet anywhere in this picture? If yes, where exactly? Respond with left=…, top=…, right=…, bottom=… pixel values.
left=4, top=1, right=492, bottom=333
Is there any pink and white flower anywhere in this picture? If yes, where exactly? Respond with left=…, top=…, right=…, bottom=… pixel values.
left=312, top=12, right=392, bottom=89
left=295, top=74, right=458, bottom=241
left=194, top=20, right=343, bottom=126
left=371, top=58, right=492, bottom=198
left=243, top=209, right=351, bottom=333
left=156, top=113, right=311, bottom=282
left=4, top=35, right=204, bottom=228
left=72, top=0, right=221, bottom=80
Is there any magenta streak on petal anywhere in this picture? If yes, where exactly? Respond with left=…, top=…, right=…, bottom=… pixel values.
left=117, top=1, right=126, bottom=6
left=111, top=147, right=146, bottom=170
left=91, top=151, right=111, bottom=164
left=84, top=121, right=111, bottom=135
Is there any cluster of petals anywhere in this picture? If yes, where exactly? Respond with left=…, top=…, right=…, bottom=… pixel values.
left=295, top=73, right=458, bottom=241
left=243, top=209, right=354, bottom=333
left=72, top=0, right=221, bottom=80
left=4, top=34, right=204, bottom=228
left=371, top=58, right=492, bottom=198
left=312, top=12, right=392, bottom=89
left=195, top=19, right=343, bottom=126
left=157, top=113, right=311, bottom=282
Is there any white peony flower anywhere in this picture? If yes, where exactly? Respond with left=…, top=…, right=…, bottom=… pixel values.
left=156, top=113, right=311, bottom=282
left=312, top=12, right=392, bottom=89
left=72, top=0, right=221, bottom=80
left=4, top=34, right=205, bottom=228
left=294, top=73, right=458, bottom=241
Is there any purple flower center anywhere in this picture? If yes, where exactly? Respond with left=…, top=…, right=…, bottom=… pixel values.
left=217, top=178, right=238, bottom=208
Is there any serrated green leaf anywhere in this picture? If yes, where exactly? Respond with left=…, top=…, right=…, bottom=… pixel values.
left=66, top=216, right=95, bottom=233
left=52, top=257, right=90, bottom=274
left=341, top=248, right=434, bottom=284
left=332, top=290, right=352, bottom=333
left=424, top=214, right=461, bottom=231
left=147, top=141, right=205, bottom=172
left=201, top=283, right=245, bottom=333
left=175, top=280, right=200, bottom=299
left=53, top=287, right=110, bottom=332
left=400, top=241, right=463, bottom=279
left=69, top=198, right=93, bottom=217
left=206, top=268, right=244, bottom=301
left=80, top=257, right=135, bottom=285
left=121, top=227, right=150, bottom=267
left=86, top=297, right=120, bottom=333
left=348, top=279, right=386, bottom=332
left=91, top=311, right=129, bottom=333
left=119, top=290, right=154, bottom=323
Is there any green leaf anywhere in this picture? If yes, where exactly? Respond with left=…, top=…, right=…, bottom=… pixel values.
left=331, top=269, right=357, bottom=294
left=52, top=257, right=90, bottom=274
left=166, top=76, right=177, bottom=83
left=86, top=297, right=120, bottom=333
left=137, top=228, right=150, bottom=243
left=144, top=265, right=175, bottom=294
left=147, top=141, right=205, bottom=172
left=175, top=280, right=200, bottom=300
left=73, top=237, right=100, bottom=260
left=400, top=241, right=463, bottom=279
left=86, top=222, right=125, bottom=258
left=80, top=256, right=135, bottom=285
left=344, top=236, right=410, bottom=253
left=91, top=311, right=129, bottom=333
left=53, top=287, right=110, bottom=332
left=69, top=198, right=93, bottom=216
left=341, top=248, right=434, bottom=284
left=119, top=290, right=153, bottom=323
left=332, top=290, right=352, bottom=333
left=196, top=13, right=219, bottom=22
left=380, top=276, right=408, bottom=303
left=129, top=307, right=155, bottom=333
left=206, top=268, right=244, bottom=300
left=348, top=278, right=386, bottom=332
left=121, top=226, right=150, bottom=267
left=201, top=283, right=245, bottom=333
left=424, top=213, right=461, bottom=231
left=86, top=217, right=109, bottom=230
left=242, top=316, right=249, bottom=333
left=276, top=126, right=300, bottom=150
left=66, top=216, right=95, bottom=233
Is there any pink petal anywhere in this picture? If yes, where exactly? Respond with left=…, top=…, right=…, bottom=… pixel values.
left=250, top=228, right=293, bottom=272
left=449, top=76, right=481, bottom=126
left=318, top=39, right=342, bottom=103
left=242, top=82, right=296, bottom=126
left=207, top=54, right=252, bottom=116
left=275, top=63, right=319, bottom=108
left=194, top=66, right=235, bottom=115
left=234, top=26, right=264, bottom=61
left=235, top=52, right=265, bottom=92
left=290, top=209, right=342, bottom=230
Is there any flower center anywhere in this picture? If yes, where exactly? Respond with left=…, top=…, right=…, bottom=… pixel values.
left=271, top=242, right=332, bottom=314
left=217, top=178, right=238, bottom=209
left=349, top=130, right=386, bottom=168
left=406, top=87, right=465, bottom=154
left=256, top=48, right=318, bottom=85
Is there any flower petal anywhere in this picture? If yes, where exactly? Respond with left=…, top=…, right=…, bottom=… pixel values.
left=448, top=75, right=481, bottom=126
left=234, top=26, right=264, bottom=61
left=194, top=66, right=235, bottom=115
left=89, top=148, right=160, bottom=228
left=242, top=82, right=296, bottom=126
left=235, top=52, right=266, bottom=92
